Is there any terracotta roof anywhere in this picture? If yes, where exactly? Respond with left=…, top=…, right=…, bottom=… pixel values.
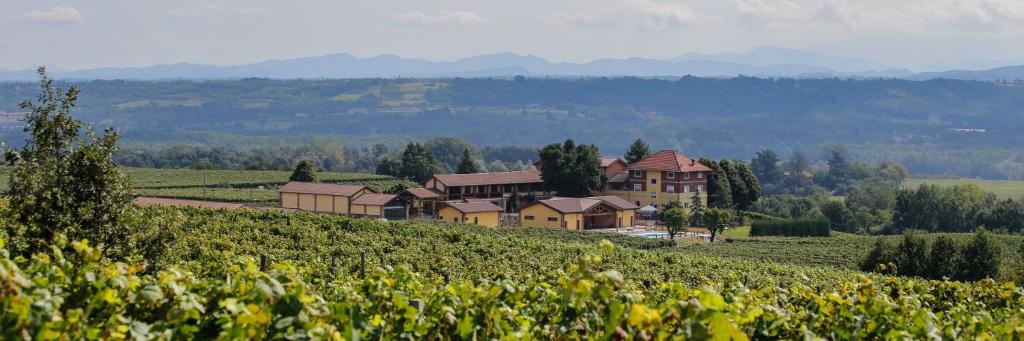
left=533, top=197, right=604, bottom=213
left=627, top=150, right=711, bottom=172
left=404, top=187, right=446, bottom=198
left=432, top=170, right=542, bottom=187
left=587, top=196, right=639, bottom=210
left=278, top=181, right=367, bottom=196
left=446, top=201, right=504, bottom=213
left=607, top=172, right=628, bottom=183
left=601, top=157, right=626, bottom=168
left=133, top=197, right=245, bottom=209
left=352, top=193, right=399, bottom=206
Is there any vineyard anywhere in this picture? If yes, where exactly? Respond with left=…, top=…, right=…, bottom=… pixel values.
left=3, top=205, right=1024, bottom=338
left=0, top=167, right=418, bottom=203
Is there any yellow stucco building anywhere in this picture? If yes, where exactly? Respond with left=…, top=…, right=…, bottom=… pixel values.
left=520, top=196, right=638, bottom=230
left=437, top=201, right=504, bottom=227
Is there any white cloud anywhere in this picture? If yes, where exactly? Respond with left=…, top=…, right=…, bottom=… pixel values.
left=546, top=0, right=711, bottom=31
left=23, top=6, right=84, bottom=24
left=920, top=0, right=1024, bottom=30
left=392, top=10, right=488, bottom=27
left=167, top=4, right=270, bottom=19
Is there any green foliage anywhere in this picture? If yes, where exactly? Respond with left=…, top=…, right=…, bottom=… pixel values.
left=688, top=193, right=704, bottom=227
left=721, top=160, right=748, bottom=210
left=455, top=149, right=479, bottom=174
left=700, top=158, right=732, bottom=208
left=397, top=143, right=441, bottom=183
left=735, top=162, right=761, bottom=210
left=289, top=160, right=318, bottom=182
left=3, top=68, right=132, bottom=258
left=892, top=183, right=991, bottom=233
left=750, top=149, right=782, bottom=184
left=962, top=228, right=1004, bottom=281
left=538, top=139, right=602, bottom=197
left=624, top=138, right=651, bottom=164
left=5, top=231, right=1024, bottom=339
left=423, top=136, right=479, bottom=173
left=861, top=229, right=1004, bottom=281
left=750, top=217, right=831, bottom=237
left=820, top=200, right=856, bottom=233
left=702, top=208, right=733, bottom=243
left=662, top=208, right=688, bottom=240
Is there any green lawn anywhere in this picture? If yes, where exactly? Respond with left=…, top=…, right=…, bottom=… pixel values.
left=722, top=226, right=751, bottom=239
left=905, top=178, right=1024, bottom=199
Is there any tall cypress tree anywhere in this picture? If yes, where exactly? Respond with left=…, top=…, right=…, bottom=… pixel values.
left=751, top=149, right=782, bottom=184
left=624, top=138, right=652, bottom=164
left=735, top=162, right=761, bottom=210
left=455, top=149, right=479, bottom=174
left=721, top=160, right=747, bottom=209
left=689, top=190, right=705, bottom=227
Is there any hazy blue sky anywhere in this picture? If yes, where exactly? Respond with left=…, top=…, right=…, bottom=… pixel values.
left=2, top=0, right=1023, bottom=71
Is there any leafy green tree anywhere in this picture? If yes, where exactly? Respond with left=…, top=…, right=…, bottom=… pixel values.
left=399, top=143, right=442, bottom=183
left=721, top=160, right=748, bottom=210
left=4, top=67, right=132, bottom=258
left=700, top=158, right=732, bottom=208
left=423, top=137, right=478, bottom=172
left=961, top=228, right=1003, bottom=281
left=928, top=236, right=962, bottom=279
left=375, top=157, right=402, bottom=177
left=289, top=160, right=319, bottom=182
left=751, top=149, right=782, bottom=184
left=456, top=149, right=480, bottom=174
left=820, top=200, right=856, bottom=233
left=895, top=232, right=929, bottom=278
left=734, top=162, right=761, bottom=210
left=624, top=138, right=651, bottom=164
left=689, top=190, right=705, bottom=227
left=662, top=207, right=688, bottom=240
left=826, top=150, right=850, bottom=191
left=861, top=238, right=895, bottom=274
left=538, top=139, right=602, bottom=197
left=702, top=208, right=733, bottom=243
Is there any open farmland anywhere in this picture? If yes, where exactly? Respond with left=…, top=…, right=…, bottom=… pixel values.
left=905, top=177, right=1024, bottom=199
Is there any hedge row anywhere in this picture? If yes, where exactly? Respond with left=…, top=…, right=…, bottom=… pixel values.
left=751, top=217, right=831, bottom=237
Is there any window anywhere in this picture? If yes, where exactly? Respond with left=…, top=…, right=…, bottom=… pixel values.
left=474, top=217, right=478, bottom=224
left=684, top=172, right=690, bottom=179
left=633, top=183, right=642, bottom=192
left=633, top=170, right=643, bottom=177
left=667, top=185, right=675, bottom=193
left=697, top=172, right=703, bottom=179
left=453, top=217, right=459, bottom=222
left=684, top=185, right=690, bottom=193
left=649, top=191, right=657, bottom=198
left=524, top=215, right=535, bottom=220
left=650, top=179, right=657, bottom=184
left=635, top=201, right=641, bottom=206
left=697, top=185, right=704, bottom=192
left=547, top=217, right=558, bottom=222
left=667, top=172, right=675, bottom=179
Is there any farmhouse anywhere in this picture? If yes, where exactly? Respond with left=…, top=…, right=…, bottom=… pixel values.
left=600, top=150, right=710, bottom=209
left=520, top=196, right=638, bottom=230
left=436, top=201, right=504, bottom=227
left=350, top=193, right=408, bottom=219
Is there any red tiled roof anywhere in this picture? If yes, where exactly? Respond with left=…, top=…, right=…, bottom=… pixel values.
left=278, top=181, right=368, bottom=196
left=601, top=157, right=626, bottom=168
left=586, top=196, right=639, bottom=210
left=404, top=187, right=446, bottom=198
left=352, top=193, right=399, bottom=206
left=133, top=197, right=245, bottom=209
left=446, top=201, right=504, bottom=213
left=627, top=150, right=711, bottom=172
left=432, top=170, right=542, bottom=187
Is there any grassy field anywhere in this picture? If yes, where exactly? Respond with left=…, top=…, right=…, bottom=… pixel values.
left=0, top=167, right=418, bottom=203
left=905, top=177, right=1024, bottom=199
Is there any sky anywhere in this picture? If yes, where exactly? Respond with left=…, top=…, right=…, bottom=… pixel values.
left=2, top=0, right=1024, bottom=71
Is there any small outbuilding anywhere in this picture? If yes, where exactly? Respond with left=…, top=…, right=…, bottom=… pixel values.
left=437, top=201, right=504, bottom=227
left=520, top=196, right=638, bottom=230
left=351, top=193, right=408, bottom=219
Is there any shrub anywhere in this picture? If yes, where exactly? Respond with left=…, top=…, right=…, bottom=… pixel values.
left=750, top=217, right=831, bottom=237
left=961, top=228, right=1003, bottom=281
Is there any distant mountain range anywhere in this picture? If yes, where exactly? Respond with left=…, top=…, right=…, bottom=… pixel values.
left=1, top=46, right=1021, bottom=81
